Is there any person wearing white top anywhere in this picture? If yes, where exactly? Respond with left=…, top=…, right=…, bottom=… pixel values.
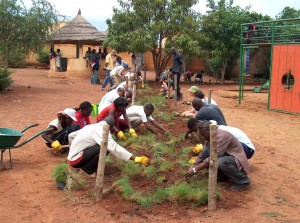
left=218, top=125, right=255, bottom=159
left=98, top=87, right=125, bottom=114
left=120, top=104, right=167, bottom=135
left=67, top=116, right=149, bottom=175
left=110, top=64, right=130, bottom=90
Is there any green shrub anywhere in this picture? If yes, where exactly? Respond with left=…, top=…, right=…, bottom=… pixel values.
left=37, top=50, right=50, bottom=64
left=0, top=68, right=13, bottom=91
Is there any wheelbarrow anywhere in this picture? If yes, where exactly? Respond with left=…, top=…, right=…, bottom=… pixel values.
left=0, top=123, right=49, bottom=169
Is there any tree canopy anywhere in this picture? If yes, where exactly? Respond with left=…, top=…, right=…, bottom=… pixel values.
left=198, top=0, right=271, bottom=82
left=0, top=0, right=60, bottom=66
left=104, top=0, right=201, bottom=77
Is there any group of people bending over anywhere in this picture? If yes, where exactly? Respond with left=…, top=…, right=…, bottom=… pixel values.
left=41, top=85, right=167, bottom=179
left=182, top=85, right=255, bottom=191
left=42, top=83, right=254, bottom=192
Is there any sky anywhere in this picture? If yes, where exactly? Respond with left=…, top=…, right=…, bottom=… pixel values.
left=23, top=0, right=300, bottom=31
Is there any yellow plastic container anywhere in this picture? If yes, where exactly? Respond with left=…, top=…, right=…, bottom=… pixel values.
left=91, top=103, right=99, bottom=116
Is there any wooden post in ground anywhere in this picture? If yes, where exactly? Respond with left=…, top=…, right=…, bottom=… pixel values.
left=132, top=84, right=137, bottom=105
left=208, top=89, right=212, bottom=104
left=143, top=69, right=146, bottom=83
left=167, top=73, right=171, bottom=98
left=95, top=124, right=110, bottom=201
left=174, top=73, right=177, bottom=105
left=208, top=123, right=218, bottom=211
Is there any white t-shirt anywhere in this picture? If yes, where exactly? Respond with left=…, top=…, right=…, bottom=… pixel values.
left=218, top=125, right=255, bottom=151
left=47, top=118, right=63, bottom=138
left=203, top=97, right=217, bottom=106
left=67, top=121, right=133, bottom=162
left=122, top=105, right=154, bottom=122
left=110, top=65, right=123, bottom=77
left=132, top=57, right=142, bottom=67
left=98, top=91, right=120, bottom=114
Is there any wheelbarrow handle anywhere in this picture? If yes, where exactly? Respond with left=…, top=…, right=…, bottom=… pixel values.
left=20, top=123, right=39, bottom=133
left=8, top=128, right=50, bottom=149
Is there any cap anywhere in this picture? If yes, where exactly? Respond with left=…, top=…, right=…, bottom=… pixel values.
left=58, top=108, right=77, bottom=121
left=123, top=63, right=129, bottom=69
left=189, top=86, right=199, bottom=93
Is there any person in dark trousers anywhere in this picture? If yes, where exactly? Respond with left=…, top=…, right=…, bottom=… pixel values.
left=42, top=108, right=80, bottom=154
left=91, top=52, right=101, bottom=84
left=185, top=120, right=250, bottom=192
left=171, top=47, right=184, bottom=100
left=67, top=116, right=149, bottom=175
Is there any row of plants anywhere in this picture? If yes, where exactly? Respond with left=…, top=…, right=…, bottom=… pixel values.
left=52, top=85, right=221, bottom=207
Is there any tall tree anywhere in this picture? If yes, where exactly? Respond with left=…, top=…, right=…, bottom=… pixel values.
left=199, top=0, right=270, bottom=83
left=0, top=0, right=60, bottom=66
left=275, top=6, right=300, bottom=19
left=104, top=0, right=201, bottom=78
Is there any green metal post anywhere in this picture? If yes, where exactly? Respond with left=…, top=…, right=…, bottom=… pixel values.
left=267, top=22, right=275, bottom=110
left=239, top=25, right=244, bottom=104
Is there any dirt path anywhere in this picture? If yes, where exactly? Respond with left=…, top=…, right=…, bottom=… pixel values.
left=0, top=68, right=299, bottom=223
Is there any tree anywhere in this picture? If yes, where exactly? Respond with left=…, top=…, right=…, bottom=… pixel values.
left=275, top=6, right=300, bottom=19
left=0, top=0, right=60, bottom=66
left=198, top=0, right=270, bottom=83
left=104, top=0, right=201, bottom=78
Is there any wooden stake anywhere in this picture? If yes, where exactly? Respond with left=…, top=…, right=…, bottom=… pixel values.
left=132, top=84, right=136, bottom=105
left=143, top=69, right=146, bottom=83
left=95, top=124, right=110, bottom=201
left=208, top=89, right=212, bottom=104
left=208, top=123, right=218, bottom=211
left=174, top=73, right=177, bottom=105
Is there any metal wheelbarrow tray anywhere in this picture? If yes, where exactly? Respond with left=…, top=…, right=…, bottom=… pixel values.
left=0, top=123, right=48, bottom=169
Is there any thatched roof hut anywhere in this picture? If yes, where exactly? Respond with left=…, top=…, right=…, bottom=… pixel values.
left=53, top=9, right=106, bottom=44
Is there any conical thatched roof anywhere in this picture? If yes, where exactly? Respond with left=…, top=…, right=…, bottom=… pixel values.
left=53, top=9, right=106, bottom=42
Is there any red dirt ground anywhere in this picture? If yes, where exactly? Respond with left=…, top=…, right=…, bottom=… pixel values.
left=0, top=68, right=299, bottom=223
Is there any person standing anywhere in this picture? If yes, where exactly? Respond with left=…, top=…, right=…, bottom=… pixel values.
left=84, top=47, right=92, bottom=67
left=55, top=49, right=61, bottom=72
left=171, top=47, right=184, bottom=99
left=131, top=54, right=143, bottom=73
left=91, top=50, right=101, bottom=84
left=101, top=49, right=117, bottom=91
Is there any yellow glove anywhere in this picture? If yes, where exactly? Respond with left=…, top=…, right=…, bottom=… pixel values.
left=129, top=128, right=138, bottom=138
left=117, top=131, right=126, bottom=140
left=134, top=156, right=149, bottom=165
left=51, top=140, right=63, bottom=151
left=189, top=156, right=197, bottom=164
left=141, top=84, right=145, bottom=89
left=192, top=144, right=203, bottom=155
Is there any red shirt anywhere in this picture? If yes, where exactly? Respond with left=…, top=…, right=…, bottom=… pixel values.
left=97, top=104, right=122, bottom=123
left=73, top=111, right=91, bottom=129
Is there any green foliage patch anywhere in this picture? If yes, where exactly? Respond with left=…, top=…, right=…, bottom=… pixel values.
left=0, top=68, right=13, bottom=91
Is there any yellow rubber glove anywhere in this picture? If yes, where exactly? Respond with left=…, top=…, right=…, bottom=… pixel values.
left=51, top=140, right=63, bottom=151
left=117, top=131, right=126, bottom=140
left=192, top=144, right=203, bottom=155
left=141, top=84, right=145, bottom=89
left=134, top=156, right=149, bottom=165
left=129, top=128, right=138, bottom=138
left=189, top=156, right=197, bottom=164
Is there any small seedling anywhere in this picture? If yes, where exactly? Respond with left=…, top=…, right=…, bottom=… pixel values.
left=156, top=176, right=166, bottom=184
left=122, top=161, right=142, bottom=178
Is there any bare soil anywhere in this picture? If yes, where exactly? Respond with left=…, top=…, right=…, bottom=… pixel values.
left=0, top=68, right=299, bottom=223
